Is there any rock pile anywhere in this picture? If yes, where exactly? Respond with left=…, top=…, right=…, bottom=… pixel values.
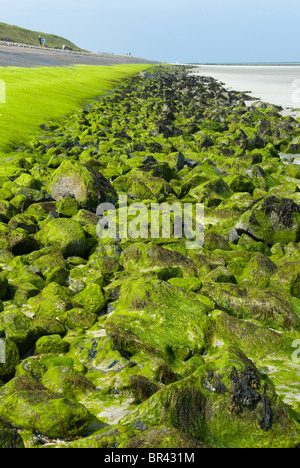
left=0, top=66, right=299, bottom=448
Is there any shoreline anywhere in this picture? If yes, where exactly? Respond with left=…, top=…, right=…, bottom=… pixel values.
left=189, top=64, right=300, bottom=118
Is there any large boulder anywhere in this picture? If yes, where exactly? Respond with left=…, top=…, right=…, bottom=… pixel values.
left=48, top=160, right=117, bottom=211
left=105, top=276, right=211, bottom=362
left=120, top=242, right=198, bottom=279
left=236, top=196, right=300, bottom=245
left=122, top=346, right=299, bottom=448
left=27, top=282, right=75, bottom=319
left=0, top=420, right=25, bottom=448
left=0, top=376, right=91, bottom=439
left=201, top=283, right=300, bottom=330
left=39, top=218, right=87, bottom=258
left=0, top=339, right=19, bottom=382
left=0, top=223, right=38, bottom=255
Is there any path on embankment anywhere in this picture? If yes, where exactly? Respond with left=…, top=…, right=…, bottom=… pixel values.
left=0, top=42, right=160, bottom=67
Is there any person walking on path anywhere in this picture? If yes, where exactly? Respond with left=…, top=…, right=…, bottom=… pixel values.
left=42, top=38, right=46, bottom=48
left=38, top=35, right=42, bottom=47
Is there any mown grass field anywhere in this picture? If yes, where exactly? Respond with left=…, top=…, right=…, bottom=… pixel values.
left=0, top=64, right=152, bottom=156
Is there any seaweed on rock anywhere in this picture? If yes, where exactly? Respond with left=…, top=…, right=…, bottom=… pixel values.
left=0, top=65, right=299, bottom=448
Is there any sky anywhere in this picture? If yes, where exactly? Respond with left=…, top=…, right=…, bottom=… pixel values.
left=1, top=0, right=300, bottom=63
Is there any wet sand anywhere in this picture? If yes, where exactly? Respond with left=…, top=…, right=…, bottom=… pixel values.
left=0, top=44, right=159, bottom=68
left=192, top=64, right=300, bottom=113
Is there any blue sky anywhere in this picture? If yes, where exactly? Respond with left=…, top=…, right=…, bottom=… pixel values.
left=1, top=0, right=300, bottom=63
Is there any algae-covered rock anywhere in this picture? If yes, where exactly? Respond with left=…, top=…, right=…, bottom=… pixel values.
left=34, top=334, right=70, bottom=355
left=39, top=218, right=87, bottom=258
left=74, top=283, right=106, bottom=315
left=122, top=346, right=299, bottom=448
left=0, top=376, right=91, bottom=439
left=49, top=160, right=117, bottom=211
left=27, top=282, right=75, bottom=319
left=225, top=173, right=256, bottom=194
left=60, top=308, right=98, bottom=330
left=201, top=283, right=299, bottom=330
left=0, top=338, right=19, bottom=382
left=0, top=309, right=39, bottom=356
left=204, top=266, right=237, bottom=284
left=236, top=196, right=300, bottom=245
left=41, top=365, right=96, bottom=398
left=239, top=253, right=277, bottom=288
left=0, top=223, right=38, bottom=255
left=120, top=242, right=198, bottom=279
left=168, top=277, right=202, bottom=293
left=124, top=426, right=206, bottom=449
left=1, top=65, right=300, bottom=448
left=269, top=261, right=300, bottom=298
left=0, top=419, right=25, bottom=448
left=105, top=276, right=211, bottom=361
left=56, top=197, right=79, bottom=217
left=208, top=310, right=292, bottom=359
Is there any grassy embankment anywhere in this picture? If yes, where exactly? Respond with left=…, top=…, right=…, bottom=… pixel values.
left=0, top=64, right=153, bottom=156
left=0, top=22, right=82, bottom=50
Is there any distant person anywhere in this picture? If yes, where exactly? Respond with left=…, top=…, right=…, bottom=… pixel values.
left=38, top=35, right=42, bottom=46
left=42, top=38, right=46, bottom=48
left=62, top=44, right=66, bottom=50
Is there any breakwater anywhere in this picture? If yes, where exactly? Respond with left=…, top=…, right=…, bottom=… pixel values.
left=0, top=65, right=299, bottom=448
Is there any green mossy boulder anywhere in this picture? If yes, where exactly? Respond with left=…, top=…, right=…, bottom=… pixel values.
left=0, top=338, right=19, bottom=382
left=120, top=242, right=198, bottom=279
left=269, top=261, right=300, bottom=298
left=0, top=376, right=91, bottom=439
left=239, top=253, right=277, bottom=288
left=0, top=419, right=25, bottom=448
left=0, top=309, right=39, bottom=356
left=15, top=356, right=47, bottom=381
left=0, top=200, right=17, bottom=223
left=49, top=160, right=117, bottom=211
left=0, top=223, right=38, bottom=255
left=32, top=316, right=67, bottom=337
left=60, top=308, right=98, bottom=330
left=208, top=310, right=293, bottom=360
left=236, top=196, right=300, bottom=245
left=105, top=276, right=211, bottom=362
left=34, top=334, right=70, bottom=355
left=39, top=218, right=87, bottom=258
left=204, top=232, right=230, bottom=251
left=201, top=283, right=299, bottom=330
left=56, top=197, right=79, bottom=217
left=189, top=178, right=233, bottom=207
left=74, top=283, right=106, bottom=315
left=204, top=266, right=237, bottom=284
left=124, top=426, right=206, bottom=449
left=167, top=277, right=202, bottom=293
left=225, top=173, right=256, bottom=194
left=27, top=282, right=76, bottom=319
left=41, top=365, right=96, bottom=398
left=8, top=214, right=38, bottom=234
left=122, top=346, right=299, bottom=448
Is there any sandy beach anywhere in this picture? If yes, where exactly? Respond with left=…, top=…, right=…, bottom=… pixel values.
left=192, top=64, right=300, bottom=114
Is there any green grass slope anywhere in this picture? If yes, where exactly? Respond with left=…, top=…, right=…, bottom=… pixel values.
left=0, top=64, right=153, bottom=155
left=0, top=22, right=83, bottom=50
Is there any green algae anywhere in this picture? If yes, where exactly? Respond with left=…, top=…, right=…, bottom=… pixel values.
left=0, top=66, right=299, bottom=448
